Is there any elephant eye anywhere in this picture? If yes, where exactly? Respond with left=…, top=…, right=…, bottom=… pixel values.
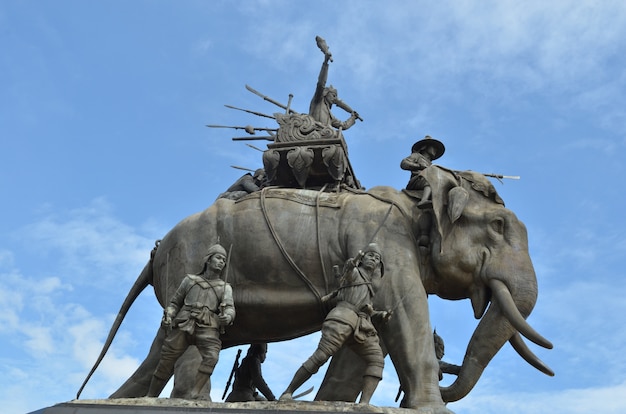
left=489, top=217, right=505, bottom=237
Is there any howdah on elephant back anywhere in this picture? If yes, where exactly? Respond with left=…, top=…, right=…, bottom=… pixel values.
left=79, top=167, right=553, bottom=413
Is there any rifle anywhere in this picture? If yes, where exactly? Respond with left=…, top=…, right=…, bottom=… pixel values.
left=222, top=348, right=242, bottom=400
left=483, top=173, right=520, bottom=183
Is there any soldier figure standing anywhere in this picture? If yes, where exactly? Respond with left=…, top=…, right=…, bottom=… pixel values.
left=147, top=243, right=235, bottom=400
left=279, top=243, right=390, bottom=405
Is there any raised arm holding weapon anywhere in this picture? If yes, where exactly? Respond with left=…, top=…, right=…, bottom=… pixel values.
left=309, top=36, right=362, bottom=130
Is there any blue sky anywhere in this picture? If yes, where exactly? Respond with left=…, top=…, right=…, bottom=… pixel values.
left=2, top=1, right=626, bottom=413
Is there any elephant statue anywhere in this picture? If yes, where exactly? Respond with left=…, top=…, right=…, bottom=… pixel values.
left=78, top=167, right=553, bottom=413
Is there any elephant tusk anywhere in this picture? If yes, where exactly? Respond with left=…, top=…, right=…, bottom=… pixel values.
left=509, top=332, right=555, bottom=376
left=489, top=279, right=553, bottom=349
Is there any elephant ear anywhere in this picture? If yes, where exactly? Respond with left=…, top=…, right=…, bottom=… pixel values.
left=420, top=166, right=461, bottom=252
left=447, top=186, right=469, bottom=223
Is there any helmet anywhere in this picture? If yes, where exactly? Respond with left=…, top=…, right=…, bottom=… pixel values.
left=362, top=243, right=384, bottom=277
left=363, top=243, right=383, bottom=261
left=203, top=243, right=227, bottom=263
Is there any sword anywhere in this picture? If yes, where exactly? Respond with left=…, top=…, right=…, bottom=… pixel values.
left=292, top=386, right=314, bottom=399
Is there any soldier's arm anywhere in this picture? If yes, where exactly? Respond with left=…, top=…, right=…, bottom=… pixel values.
left=240, top=175, right=261, bottom=193
left=162, top=277, right=189, bottom=325
left=219, top=283, right=236, bottom=325
left=309, top=58, right=330, bottom=113
left=251, top=359, right=276, bottom=401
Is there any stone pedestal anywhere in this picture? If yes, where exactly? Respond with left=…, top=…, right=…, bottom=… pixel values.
left=29, top=398, right=413, bottom=414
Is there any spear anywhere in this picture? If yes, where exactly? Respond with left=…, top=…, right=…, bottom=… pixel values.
left=246, top=143, right=266, bottom=152
left=224, top=104, right=275, bottom=120
left=232, top=136, right=275, bottom=141
left=206, top=124, right=277, bottom=135
left=230, top=165, right=256, bottom=172
left=245, top=84, right=298, bottom=114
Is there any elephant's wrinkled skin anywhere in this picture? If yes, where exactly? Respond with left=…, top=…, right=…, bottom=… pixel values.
left=80, top=168, right=552, bottom=413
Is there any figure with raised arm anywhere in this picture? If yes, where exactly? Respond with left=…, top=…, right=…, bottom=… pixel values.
left=308, top=36, right=360, bottom=130
left=279, top=243, right=390, bottom=405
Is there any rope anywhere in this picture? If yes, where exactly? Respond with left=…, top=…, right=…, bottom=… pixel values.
left=259, top=188, right=325, bottom=315
left=316, top=184, right=330, bottom=294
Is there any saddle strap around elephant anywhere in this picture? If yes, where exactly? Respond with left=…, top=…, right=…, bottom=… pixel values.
left=260, top=187, right=326, bottom=316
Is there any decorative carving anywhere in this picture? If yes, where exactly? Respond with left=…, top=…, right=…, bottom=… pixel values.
left=286, top=147, right=315, bottom=188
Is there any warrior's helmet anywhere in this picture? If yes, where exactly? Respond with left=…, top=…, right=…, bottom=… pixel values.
left=199, top=243, right=227, bottom=273
left=362, top=242, right=384, bottom=276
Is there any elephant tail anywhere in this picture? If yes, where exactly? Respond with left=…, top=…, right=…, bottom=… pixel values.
left=76, top=258, right=154, bottom=399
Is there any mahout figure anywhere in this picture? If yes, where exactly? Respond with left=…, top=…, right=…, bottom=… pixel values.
left=146, top=243, right=235, bottom=400
left=400, top=135, right=446, bottom=209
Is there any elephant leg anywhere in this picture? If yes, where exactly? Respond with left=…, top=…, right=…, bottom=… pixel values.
left=170, top=346, right=211, bottom=398
left=316, top=346, right=364, bottom=401
left=109, top=326, right=166, bottom=398
left=379, top=285, right=452, bottom=413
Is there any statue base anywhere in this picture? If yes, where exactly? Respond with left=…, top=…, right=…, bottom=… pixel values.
left=29, top=397, right=415, bottom=414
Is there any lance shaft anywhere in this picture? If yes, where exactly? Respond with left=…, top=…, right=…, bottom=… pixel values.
left=245, top=84, right=298, bottom=114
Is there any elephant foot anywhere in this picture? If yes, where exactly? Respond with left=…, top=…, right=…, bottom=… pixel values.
left=278, top=392, right=293, bottom=401
left=413, top=405, right=455, bottom=414
left=402, top=395, right=454, bottom=414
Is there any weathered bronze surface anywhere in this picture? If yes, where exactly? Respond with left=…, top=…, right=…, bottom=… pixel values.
left=76, top=36, right=553, bottom=414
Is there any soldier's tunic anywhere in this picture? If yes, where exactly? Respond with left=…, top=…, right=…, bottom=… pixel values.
left=400, top=151, right=432, bottom=191
left=153, top=274, right=235, bottom=379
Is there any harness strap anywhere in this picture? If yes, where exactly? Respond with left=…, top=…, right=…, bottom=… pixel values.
left=260, top=188, right=325, bottom=316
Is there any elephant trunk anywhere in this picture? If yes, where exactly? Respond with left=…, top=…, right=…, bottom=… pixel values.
left=440, top=268, right=544, bottom=402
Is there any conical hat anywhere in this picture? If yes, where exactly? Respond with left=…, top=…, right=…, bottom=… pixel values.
left=410, top=136, right=445, bottom=160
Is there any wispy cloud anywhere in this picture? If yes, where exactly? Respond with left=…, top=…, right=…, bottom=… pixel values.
left=0, top=197, right=164, bottom=410
left=453, top=380, right=626, bottom=414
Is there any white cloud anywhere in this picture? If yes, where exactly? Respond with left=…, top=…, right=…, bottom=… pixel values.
left=452, top=380, right=626, bottom=413
left=21, top=197, right=154, bottom=289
